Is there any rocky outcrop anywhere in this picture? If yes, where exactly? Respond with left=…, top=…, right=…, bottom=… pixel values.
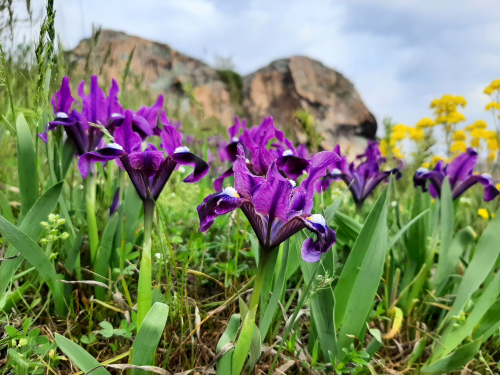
left=68, top=31, right=376, bottom=153
left=67, top=29, right=234, bottom=124
left=242, top=56, right=377, bottom=154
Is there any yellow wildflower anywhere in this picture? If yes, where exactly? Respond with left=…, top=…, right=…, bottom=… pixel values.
left=496, top=183, right=500, bottom=191
left=446, top=112, right=466, bottom=124
left=487, top=138, right=499, bottom=151
left=484, top=79, right=500, bottom=95
left=470, top=128, right=486, bottom=139
left=487, top=151, right=496, bottom=163
left=485, top=102, right=500, bottom=111
left=472, top=120, right=488, bottom=129
left=470, top=138, right=481, bottom=148
left=452, top=130, right=467, bottom=141
left=484, top=130, right=496, bottom=139
left=478, top=208, right=490, bottom=219
left=393, top=124, right=410, bottom=133
left=431, top=155, right=446, bottom=166
left=422, top=162, right=430, bottom=169
left=450, top=141, right=467, bottom=154
left=392, top=147, right=404, bottom=159
left=380, top=139, right=388, bottom=156
left=416, top=117, right=435, bottom=128
left=409, top=127, right=424, bottom=141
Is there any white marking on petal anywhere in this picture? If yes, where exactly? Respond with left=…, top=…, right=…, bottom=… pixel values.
left=307, top=214, right=326, bottom=227
left=330, top=168, right=341, bottom=176
left=245, top=158, right=250, bottom=163
left=482, top=173, right=492, bottom=179
left=56, top=112, right=68, bottom=119
left=232, top=136, right=239, bottom=142
left=174, top=146, right=190, bottom=153
left=416, top=167, right=429, bottom=173
left=283, top=149, right=293, bottom=156
left=289, top=179, right=296, bottom=187
left=111, top=113, right=122, bottom=118
left=220, top=186, right=239, bottom=198
left=108, top=143, right=123, bottom=150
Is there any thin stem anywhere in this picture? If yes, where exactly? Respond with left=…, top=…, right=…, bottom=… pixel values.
left=137, top=199, right=155, bottom=331
left=249, top=246, right=271, bottom=311
left=86, top=173, right=99, bottom=264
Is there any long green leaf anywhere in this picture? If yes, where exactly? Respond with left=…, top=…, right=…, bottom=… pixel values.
left=0, top=181, right=64, bottom=300
left=131, top=302, right=169, bottom=373
left=0, top=215, right=66, bottom=315
left=473, top=298, right=500, bottom=342
left=335, top=183, right=390, bottom=355
left=439, top=178, right=454, bottom=270
left=16, top=113, right=38, bottom=217
left=0, top=190, right=15, bottom=224
left=260, top=240, right=289, bottom=341
left=421, top=338, right=482, bottom=375
left=297, top=230, right=337, bottom=360
left=55, top=334, right=111, bottom=375
left=94, top=214, right=119, bottom=300
left=447, top=206, right=500, bottom=320
left=125, top=184, right=143, bottom=245
left=388, top=209, right=429, bottom=249
left=232, top=305, right=257, bottom=375
left=216, top=314, right=241, bottom=375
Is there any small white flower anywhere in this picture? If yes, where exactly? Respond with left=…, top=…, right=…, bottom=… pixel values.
left=220, top=186, right=240, bottom=198
left=56, top=112, right=68, bottom=119
left=307, top=214, right=326, bottom=227
left=391, top=201, right=397, bottom=208
left=283, top=149, right=293, bottom=156
left=174, top=146, right=190, bottom=153
left=232, top=136, right=239, bottom=142
left=155, top=253, right=162, bottom=260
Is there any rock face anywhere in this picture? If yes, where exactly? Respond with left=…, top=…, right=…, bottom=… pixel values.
left=68, top=29, right=234, bottom=124
left=68, top=31, right=376, bottom=153
left=242, top=56, right=377, bottom=154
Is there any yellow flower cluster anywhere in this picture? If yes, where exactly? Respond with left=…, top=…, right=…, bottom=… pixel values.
left=484, top=79, right=500, bottom=95
left=388, top=122, right=427, bottom=158
left=430, top=94, right=467, bottom=126
left=422, top=155, right=447, bottom=169
left=461, top=120, right=498, bottom=161
left=478, top=208, right=495, bottom=220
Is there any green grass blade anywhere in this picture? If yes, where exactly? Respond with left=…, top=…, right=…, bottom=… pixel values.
left=406, top=189, right=428, bottom=270
left=259, top=239, right=289, bottom=341
left=131, top=302, right=169, bottom=372
left=94, top=213, right=119, bottom=300
left=0, top=215, right=65, bottom=315
left=447, top=206, right=500, bottom=321
left=0, top=190, right=15, bottom=224
left=439, top=178, right=454, bottom=268
left=55, top=333, right=111, bottom=375
left=421, top=338, right=482, bottom=375
left=333, top=211, right=362, bottom=242
left=433, top=270, right=500, bottom=359
left=324, top=188, right=348, bottom=223
left=335, top=183, right=390, bottom=355
left=0, top=181, right=64, bottom=300
left=125, top=184, right=142, bottom=244
left=473, top=298, right=500, bottom=342
left=388, top=209, right=429, bottom=249
left=232, top=305, right=257, bottom=375
left=16, top=113, right=38, bottom=217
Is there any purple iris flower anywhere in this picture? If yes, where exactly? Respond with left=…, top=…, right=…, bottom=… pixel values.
left=316, top=142, right=401, bottom=206
left=78, top=110, right=210, bottom=202
left=135, top=95, right=165, bottom=138
left=214, top=116, right=310, bottom=190
left=414, top=148, right=499, bottom=201
left=199, top=144, right=339, bottom=262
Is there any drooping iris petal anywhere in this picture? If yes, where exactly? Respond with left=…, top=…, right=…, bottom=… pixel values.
left=452, top=174, right=500, bottom=201
left=301, top=215, right=337, bottom=262
left=197, top=187, right=244, bottom=232
left=213, top=166, right=234, bottom=191
left=446, top=148, right=477, bottom=185
left=253, top=162, right=292, bottom=223
left=51, top=76, right=74, bottom=115
left=413, top=167, right=431, bottom=192
left=114, top=110, right=142, bottom=153
left=135, top=95, right=164, bottom=134
left=120, top=154, right=149, bottom=201
left=161, top=125, right=183, bottom=155
left=38, top=131, right=48, bottom=143
left=110, top=188, right=121, bottom=216
left=78, top=146, right=125, bottom=178
left=171, top=151, right=210, bottom=183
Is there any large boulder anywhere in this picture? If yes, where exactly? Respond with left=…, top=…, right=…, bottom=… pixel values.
left=243, top=56, right=377, bottom=154
left=67, top=29, right=234, bottom=124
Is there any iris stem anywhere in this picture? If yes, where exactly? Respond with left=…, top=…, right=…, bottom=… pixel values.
left=137, top=199, right=155, bottom=331
left=249, top=246, right=271, bottom=311
left=86, top=173, right=99, bottom=264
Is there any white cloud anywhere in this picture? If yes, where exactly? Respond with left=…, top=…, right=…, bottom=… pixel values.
left=7, top=0, right=500, bottom=136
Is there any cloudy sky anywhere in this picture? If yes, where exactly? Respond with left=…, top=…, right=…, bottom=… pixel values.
left=10, top=0, right=500, bottom=136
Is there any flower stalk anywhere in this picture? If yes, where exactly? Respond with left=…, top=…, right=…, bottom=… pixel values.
left=249, top=247, right=272, bottom=310
left=86, top=172, right=99, bottom=264
left=137, top=198, right=155, bottom=331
